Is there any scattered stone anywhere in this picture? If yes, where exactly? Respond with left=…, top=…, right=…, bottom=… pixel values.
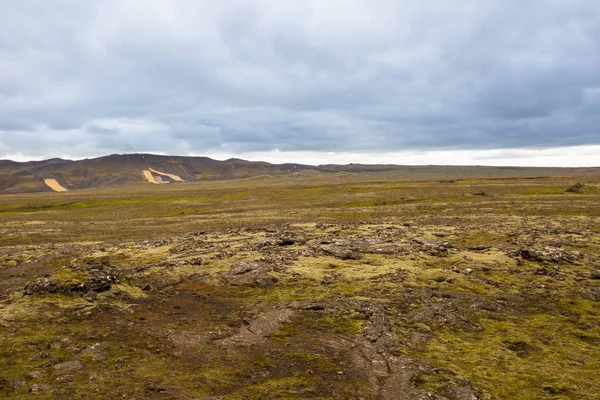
left=442, top=382, right=483, bottom=400
left=464, top=268, right=473, bottom=275
left=467, top=244, right=492, bottom=251
left=224, top=261, right=277, bottom=288
left=276, top=236, right=296, bottom=246
left=82, top=342, right=110, bottom=361
left=371, top=268, right=408, bottom=283
left=113, top=357, right=130, bottom=369
left=321, top=271, right=340, bottom=285
left=23, top=277, right=63, bottom=295
left=320, top=245, right=361, bottom=260
left=299, top=303, right=326, bottom=311
left=533, top=267, right=548, bottom=275
left=29, top=383, right=51, bottom=392
left=55, top=375, right=75, bottom=384
left=83, top=342, right=110, bottom=353
left=508, top=268, right=521, bottom=274
left=533, top=265, right=561, bottom=277
left=12, top=377, right=25, bottom=390
left=477, top=276, right=500, bottom=287
left=411, top=238, right=451, bottom=256
left=543, top=385, right=568, bottom=395
left=358, top=301, right=390, bottom=343
left=32, top=351, right=49, bottom=360
left=473, top=191, right=487, bottom=196
left=189, top=257, right=203, bottom=265
left=590, top=270, right=600, bottom=280
left=511, top=246, right=583, bottom=264
left=53, top=360, right=83, bottom=373
left=27, top=371, right=45, bottom=380
left=84, top=290, right=98, bottom=301
left=23, top=260, right=119, bottom=296
left=566, top=182, right=585, bottom=193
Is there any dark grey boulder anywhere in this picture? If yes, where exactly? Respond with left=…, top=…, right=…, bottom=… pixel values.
left=224, top=261, right=277, bottom=288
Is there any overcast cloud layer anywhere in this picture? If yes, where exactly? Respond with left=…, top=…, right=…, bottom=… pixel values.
left=1, top=0, right=599, bottom=165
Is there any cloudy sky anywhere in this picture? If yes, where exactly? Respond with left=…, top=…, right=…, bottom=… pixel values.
left=1, top=0, right=599, bottom=166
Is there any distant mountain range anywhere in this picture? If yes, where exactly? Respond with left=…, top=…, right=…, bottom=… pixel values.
left=0, top=153, right=598, bottom=193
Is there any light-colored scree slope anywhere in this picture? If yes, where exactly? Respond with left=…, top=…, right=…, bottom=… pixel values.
left=142, top=170, right=158, bottom=184
left=44, top=179, right=68, bottom=192
left=149, top=168, right=184, bottom=182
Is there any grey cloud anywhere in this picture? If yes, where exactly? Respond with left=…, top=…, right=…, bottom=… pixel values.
left=1, top=0, right=599, bottom=159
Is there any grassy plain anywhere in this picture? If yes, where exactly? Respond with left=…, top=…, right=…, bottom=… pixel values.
left=1, top=169, right=599, bottom=399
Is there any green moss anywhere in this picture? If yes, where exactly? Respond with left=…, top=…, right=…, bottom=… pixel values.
left=1, top=166, right=599, bottom=399
left=252, top=355, right=275, bottom=369
left=240, top=281, right=331, bottom=304
left=99, top=283, right=148, bottom=300
left=41, top=257, right=72, bottom=269
left=330, top=281, right=364, bottom=296
left=51, top=268, right=88, bottom=285
left=419, top=311, right=600, bottom=399
left=272, top=322, right=300, bottom=343
left=286, top=353, right=341, bottom=373
left=237, top=373, right=319, bottom=399
left=308, top=314, right=365, bottom=335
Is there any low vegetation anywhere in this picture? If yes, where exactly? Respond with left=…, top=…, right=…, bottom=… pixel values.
left=0, top=169, right=599, bottom=399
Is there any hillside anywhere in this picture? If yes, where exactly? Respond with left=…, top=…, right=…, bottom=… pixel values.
left=0, top=154, right=313, bottom=194
left=1, top=153, right=599, bottom=194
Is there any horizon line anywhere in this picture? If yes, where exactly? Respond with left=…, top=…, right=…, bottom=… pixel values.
left=2, top=145, right=600, bottom=168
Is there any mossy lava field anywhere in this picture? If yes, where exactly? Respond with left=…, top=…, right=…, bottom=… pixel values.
left=1, top=169, right=599, bottom=399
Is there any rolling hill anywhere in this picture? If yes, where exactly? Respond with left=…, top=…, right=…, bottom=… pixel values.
left=0, top=154, right=313, bottom=193
left=0, top=153, right=598, bottom=193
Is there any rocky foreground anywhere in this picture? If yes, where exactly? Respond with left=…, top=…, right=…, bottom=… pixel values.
left=1, top=215, right=599, bottom=399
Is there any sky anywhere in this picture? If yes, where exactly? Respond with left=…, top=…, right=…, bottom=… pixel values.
left=1, top=0, right=599, bottom=166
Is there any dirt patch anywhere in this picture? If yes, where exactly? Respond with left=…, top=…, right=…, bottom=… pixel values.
left=43, top=179, right=67, bottom=192
left=149, top=168, right=184, bottom=182
left=142, top=170, right=158, bottom=184
left=220, top=308, right=295, bottom=346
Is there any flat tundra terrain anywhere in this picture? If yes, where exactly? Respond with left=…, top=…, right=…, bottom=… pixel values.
left=0, top=170, right=599, bottom=399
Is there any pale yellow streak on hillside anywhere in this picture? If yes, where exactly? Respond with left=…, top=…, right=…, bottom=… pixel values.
left=142, top=170, right=158, bottom=184
left=149, top=168, right=184, bottom=182
left=44, top=179, right=68, bottom=192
